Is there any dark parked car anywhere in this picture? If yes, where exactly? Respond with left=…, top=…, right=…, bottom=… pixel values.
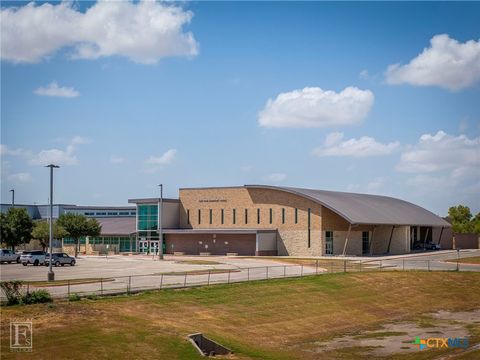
left=426, top=243, right=441, bottom=251
left=44, top=253, right=76, bottom=267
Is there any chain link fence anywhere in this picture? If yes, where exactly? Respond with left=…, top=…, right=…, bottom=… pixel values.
left=1, top=258, right=475, bottom=301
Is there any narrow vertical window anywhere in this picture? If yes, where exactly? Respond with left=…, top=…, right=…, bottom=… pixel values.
left=257, top=208, right=261, bottom=224
left=198, top=209, right=201, bottom=225
left=325, top=231, right=333, bottom=255
left=245, top=209, right=248, bottom=224
left=295, top=208, right=298, bottom=224
left=282, top=208, right=285, bottom=224
left=221, top=209, right=224, bottom=225
left=307, top=208, right=311, bottom=248
left=187, top=209, right=190, bottom=225
left=209, top=209, right=213, bottom=225
left=233, top=209, right=236, bottom=224
left=269, top=208, right=273, bottom=224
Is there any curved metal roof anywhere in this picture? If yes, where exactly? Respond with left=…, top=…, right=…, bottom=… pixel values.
left=245, top=185, right=450, bottom=227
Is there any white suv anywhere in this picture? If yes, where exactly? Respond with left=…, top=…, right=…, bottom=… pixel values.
left=20, top=251, right=46, bottom=266
left=0, top=249, right=20, bottom=263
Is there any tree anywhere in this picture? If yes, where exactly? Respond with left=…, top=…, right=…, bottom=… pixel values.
left=57, top=214, right=101, bottom=257
left=31, top=220, right=67, bottom=251
left=473, top=213, right=480, bottom=235
left=448, top=205, right=476, bottom=234
left=0, top=208, right=33, bottom=251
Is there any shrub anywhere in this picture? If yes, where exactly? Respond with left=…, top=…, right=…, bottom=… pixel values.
left=0, top=281, right=24, bottom=305
left=69, top=293, right=81, bottom=302
left=22, top=290, right=53, bottom=304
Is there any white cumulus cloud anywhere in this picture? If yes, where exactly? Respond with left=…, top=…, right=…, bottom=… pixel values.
left=385, top=34, right=480, bottom=91
left=8, top=172, right=32, bottom=183
left=34, top=81, right=79, bottom=98
left=258, top=87, right=374, bottom=128
left=1, top=1, right=198, bottom=64
left=145, top=149, right=177, bottom=165
left=396, top=131, right=480, bottom=173
left=29, top=136, right=89, bottom=166
left=313, top=132, right=400, bottom=157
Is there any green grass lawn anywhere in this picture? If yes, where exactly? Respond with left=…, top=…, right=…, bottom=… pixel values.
left=1, top=272, right=479, bottom=360
left=447, top=256, right=480, bottom=264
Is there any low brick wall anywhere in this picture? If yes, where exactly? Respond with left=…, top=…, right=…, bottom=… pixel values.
left=453, top=233, right=480, bottom=249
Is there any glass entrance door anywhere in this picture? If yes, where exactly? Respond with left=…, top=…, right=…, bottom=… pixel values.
left=139, top=241, right=159, bottom=254
left=139, top=241, right=148, bottom=253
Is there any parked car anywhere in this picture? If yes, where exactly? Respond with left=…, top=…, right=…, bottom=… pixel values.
left=44, top=253, right=76, bottom=267
left=427, top=243, right=441, bottom=251
left=20, top=251, right=46, bottom=266
left=0, top=249, right=20, bottom=263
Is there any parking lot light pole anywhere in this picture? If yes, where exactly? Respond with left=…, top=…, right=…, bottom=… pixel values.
left=158, top=184, right=164, bottom=260
left=10, top=189, right=15, bottom=208
left=46, top=164, right=59, bottom=281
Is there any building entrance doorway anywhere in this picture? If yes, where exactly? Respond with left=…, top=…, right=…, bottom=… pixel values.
left=139, top=241, right=159, bottom=254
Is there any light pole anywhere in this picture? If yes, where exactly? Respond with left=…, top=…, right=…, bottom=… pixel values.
left=10, top=189, right=14, bottom=208
left=158, top=184, right=164, bottom=260
left=46, top=164, right=59, bottom=281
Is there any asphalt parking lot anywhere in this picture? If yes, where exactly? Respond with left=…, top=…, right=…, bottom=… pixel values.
left=0, top=254, right=292, bottom=282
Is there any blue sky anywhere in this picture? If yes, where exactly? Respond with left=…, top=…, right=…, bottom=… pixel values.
left=1, top=1, right=479, bottom=216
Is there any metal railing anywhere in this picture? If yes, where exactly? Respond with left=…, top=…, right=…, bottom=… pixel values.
left=0, top=258, right=475, bottom=301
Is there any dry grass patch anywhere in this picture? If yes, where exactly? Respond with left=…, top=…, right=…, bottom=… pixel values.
left=447, top=256, right=480, bottom=264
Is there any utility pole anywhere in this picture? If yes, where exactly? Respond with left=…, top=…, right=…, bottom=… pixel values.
left=158, top=184, right=164, bottom=260
left=10, top=189, right=14, bottom=207
left=46, top=164, right=59, bottom=281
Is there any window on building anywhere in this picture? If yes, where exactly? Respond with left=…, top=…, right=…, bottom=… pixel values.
left=233, top=209, right=236, bottom=224
left=282, top=208, right=285, bottom=224
left=269, top=208, right=273, bottom=224
left=137, top=205, right=158, bottom=231
left=295, top=208, right=298, bottom=224
left=257, top=208, right=261, bottom=224
left=362, top=231, right=370, bottom=254
left=325, top=231, right=333, bottom=255
left=307, top=208, right=311, bottom=248
left=245, top=209, right=248, bottom=224
left=198, top=209, right=201, bottom=224
left=209, top=209, right=213, bottom=225
left=221, top=209, right=224, bottom=225
left=187, top=209, right=190, bottom=225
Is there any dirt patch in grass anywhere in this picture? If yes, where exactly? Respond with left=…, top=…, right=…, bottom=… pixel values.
left=308, top=309, right=480, bottom=357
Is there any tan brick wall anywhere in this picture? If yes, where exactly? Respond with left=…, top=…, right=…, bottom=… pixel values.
left=321, top=207, right=349, bottom=231
left=179, top=187, right=323, bottom=255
